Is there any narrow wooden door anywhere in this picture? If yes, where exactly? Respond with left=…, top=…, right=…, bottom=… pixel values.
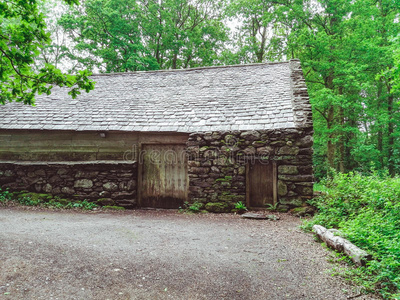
left=141, top=144, right=188, bottom=208
left=247, top=161, right=276, bottom=208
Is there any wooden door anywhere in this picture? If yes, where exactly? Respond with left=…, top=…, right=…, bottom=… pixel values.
left=247, top=161, right=277, bottom=208
left=140, top=144, right=188, bottom=208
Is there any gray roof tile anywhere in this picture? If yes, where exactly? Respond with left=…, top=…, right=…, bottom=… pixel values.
left=0, top=60, right=312, bottom=132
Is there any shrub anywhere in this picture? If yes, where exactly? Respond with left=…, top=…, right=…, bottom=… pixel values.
left=305, top=170, right=400, bottom=298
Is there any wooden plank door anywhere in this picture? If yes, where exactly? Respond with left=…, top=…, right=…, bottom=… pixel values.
left=247, top=161, right=277, bottom=208
left=140, top=144, right=188, bottom=208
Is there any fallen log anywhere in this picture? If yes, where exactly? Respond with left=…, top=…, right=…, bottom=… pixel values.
left=312, top=225, right=372, bottom=266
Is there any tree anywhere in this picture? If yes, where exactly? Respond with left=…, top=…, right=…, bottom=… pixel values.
left=225, top=0, right=286, bottom=64
left=34, top=0, right=77, bottom=72
left=229, top=0, right=400, bottom=177
left=0, top=0, right=94, bottom=105
left=58, top=0, right=229, bottom=72
left=140, top=0, right=229, bottom=69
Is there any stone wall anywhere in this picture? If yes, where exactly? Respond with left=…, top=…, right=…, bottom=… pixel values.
left=187, top=128, right=313, bottom=211
left=0, top=128, right=313, bottom=211
left=0, top=161, right=137, bottom=208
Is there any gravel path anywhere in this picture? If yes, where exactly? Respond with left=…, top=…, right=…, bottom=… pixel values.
left=0, top=208, right=377, bottom=300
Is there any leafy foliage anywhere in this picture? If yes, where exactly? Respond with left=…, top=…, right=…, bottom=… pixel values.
left=58, top=0, right=229, bottom=72
left=265, top=202, right=279, bottom=211
left=225, top=0, right=286, bottom=64
left=0, top=189, right=98, bottom=210
left=305, top=171, right=400, bottom=298
left=0, top=187, right=12, bottom=202
left=226, top=0, right=400, bottom=178
left=179, top=201, right=204, bottom=213
left=234, top=201, right=247, bottom=211
left=0, top=0, right=94, bottom=105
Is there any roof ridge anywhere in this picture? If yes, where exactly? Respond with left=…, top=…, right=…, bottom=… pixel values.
left=90, top=60, right=292, bottom=77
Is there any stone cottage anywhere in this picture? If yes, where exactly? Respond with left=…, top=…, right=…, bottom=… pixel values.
left=0, top=59, right=313, bottom=211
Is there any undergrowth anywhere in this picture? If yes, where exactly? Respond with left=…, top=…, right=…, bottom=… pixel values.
left=304, top=170, right=400, bottom=299
left=0, top=188, right=98, bottom=210
left=179, top=201, right=205, bottom=213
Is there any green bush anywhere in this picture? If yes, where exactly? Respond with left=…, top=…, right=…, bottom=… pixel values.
left=305, top=171, right=400, bottom=298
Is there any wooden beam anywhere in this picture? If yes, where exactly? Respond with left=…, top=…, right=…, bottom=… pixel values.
left=245, top=163, right=250, bottom=209
left=137, top=142, right=143, bottom=207
left=272, top=161, right=278, bottom=205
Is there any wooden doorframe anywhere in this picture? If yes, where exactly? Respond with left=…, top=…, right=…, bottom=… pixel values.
left=137, top=142, right=143, bottom=207
left=245, top=160, right=278, bottom=209
left=272, top=161, right=278, bottom=205
left=137, top=142, right=188, bottom=207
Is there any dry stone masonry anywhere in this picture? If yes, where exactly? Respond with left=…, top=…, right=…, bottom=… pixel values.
left=187, top=128, right=313, bottom=212
left=0, top=162, right=137, bottom=208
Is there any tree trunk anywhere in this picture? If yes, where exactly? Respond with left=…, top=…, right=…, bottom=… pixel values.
left=376, top=83, right=384, bottom=169
left=338, top=105, right=345, bottom=173
left=313, top=225, right=372, bottom=266
left=388, top=93, right=394, bottom=176
left=327, top=106, right=335, bottom=170
left=172, top=53, right=178, bottom=69
left=256, top=26, right=267, bottom=63
left=378, top=128, right=384, bottom=168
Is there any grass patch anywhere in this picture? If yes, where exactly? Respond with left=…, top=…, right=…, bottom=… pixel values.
left=304, top=170, right=400, bottom=299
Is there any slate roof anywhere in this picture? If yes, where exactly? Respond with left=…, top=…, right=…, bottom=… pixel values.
left=0, top=59, right=312, bottom=133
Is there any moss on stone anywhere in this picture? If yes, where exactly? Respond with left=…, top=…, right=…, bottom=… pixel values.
left=103, top=206, right=125, bottom=210
left=279, top=197, right=303, bottom=207
left=276, top=204, right=290, bottom=212
left=237, top=166, right=245, bottom=175
left=220, top=181, right=231, bottom=187
left=278, top=180, right=288, bottom=196
left=215, top=176, right=231, bottom=182
left=97, top=198, right=115, bottom=206
left=199, top=146, right=210, bottom=152
left=54, top=198, right=70, bottom=206
left=289, top=206, right=315, bottom=217
left=218, top=194, right=245, bottom=202
left=218, top=195, right=235, bottom=202
left=205, top=202, right=231, bottom=213
left=278, top=165, right=299, bottom=175
left=20, top=193, right=53, bottom=202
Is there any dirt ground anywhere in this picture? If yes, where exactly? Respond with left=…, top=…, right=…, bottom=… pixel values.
left=0, top=207, right=377, bottom=300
